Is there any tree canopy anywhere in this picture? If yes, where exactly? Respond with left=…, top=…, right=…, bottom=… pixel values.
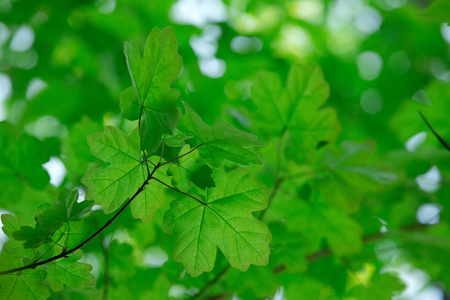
left=0, top=0, right=449, bottom=299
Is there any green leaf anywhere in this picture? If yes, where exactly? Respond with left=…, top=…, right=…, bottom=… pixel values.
left=1, top=214, right=28, bottom=239
left=81, top=126, right=165, bottom=222
left=36, top=188, right=94, bottom=233
left=347, top=271, right=404, bottom=299
left=0, top=254, right=50, bottom=300
left=162, top=168, right=270, bottom=277
left=251, top=63, right=340, bottom=163
left=167, top=145, right=215, bottom=192
left=313, top=141, right=396, bottom=212
left=178, top=103, right=264, bottom=167
left=424, top=0, right=450, bottom=23
left=52, top=221, right=90, bottom=250
left=297, top=200, right=363, bottom=256
left=120, top=27, right=182, bottom=153
left=0, top=122, right=51, bottom=203
left=45, top=250, right=95, bottom=291
left=13, top=226, right=53, bottom=249
left=164, top=129, right=193, bottom=147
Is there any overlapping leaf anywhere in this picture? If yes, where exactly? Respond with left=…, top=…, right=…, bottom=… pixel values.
left=167, top=145, right=215, bottom=192
left=81, top=126, right=166, bottom=222
left=178, top=103, right=264, bottom=167
left=163, top=168, right=270, bottom=277
left=120, top=27, right=182, bottom=153
left=36, top=188, right=94, bottom=233
left=313, top=141, right=396, bottom=212
left=45, top=250, right=95, bottom=291
left=251, top=63, right=340, bottom=163
left=0, top=254, right=49, bottom=300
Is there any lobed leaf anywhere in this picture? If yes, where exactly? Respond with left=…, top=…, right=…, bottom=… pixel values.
left=120, top=26, right=182, bottom=153
left=251, top=63, right=340, bottom=163
left=167, top=145, right=215, bottom=192
left=45, top=250, right=95, bottom=291
left=81, top=126, right=166, bottom=222
left=178, top=103, right=264, bottom=167
left=163, top=168, right=270, bottom=276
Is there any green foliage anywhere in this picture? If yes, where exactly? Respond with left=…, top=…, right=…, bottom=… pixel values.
left=0, top=1, right=449, bottom=299
left=81, top=126, right=166, bottom=222
left=120, top=27, right=182, bottom=153
left=179, top=103, right=264, bottom=167
left=251, top=63, right=340, bottom=163
left=163, top=168, right=270, bottom=276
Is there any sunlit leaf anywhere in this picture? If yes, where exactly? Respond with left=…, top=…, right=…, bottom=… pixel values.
left=167, top=145, right=215, bottom=192
left=120, top=27, right=182, bottom=153
left=178, top=103, right=264, bottom=167
left=163, top=168, right=270, bottom=276
left=81, top=126, right=166, bottom=222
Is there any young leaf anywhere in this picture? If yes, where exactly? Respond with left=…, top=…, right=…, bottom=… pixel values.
left=251, top=63, right=340, bottom=163
left=45, top=250, right=95, bottom=291
left=81, top=126, right=165, bottom=222
left=162, top=168, right=271, bottom=277
left=36, top=188, right=94, bottom=233
left=0, top=254, right=50, bottom=300
left=178, top=103, right=264, bottom=167
left=120, top=27, right=182, bottom=153
left=167, top=145, right=215, bottom=192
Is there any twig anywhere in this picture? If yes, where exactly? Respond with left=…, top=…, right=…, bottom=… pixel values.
left=192, top=265, right=231, bottom=300
left=0, top=166, right=157, bottom=276
left=419, top=110, right=450, bottom=151
left=151, top=177, right=206, bottom=206
left=161, top=144, right=203, bottom=166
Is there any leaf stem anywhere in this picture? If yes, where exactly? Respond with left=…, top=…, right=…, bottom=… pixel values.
left=151, top=177, right=207, bottom=206
left=161, top=144, right=203, bottom=166
left=191, top=264, right=231, bottom=300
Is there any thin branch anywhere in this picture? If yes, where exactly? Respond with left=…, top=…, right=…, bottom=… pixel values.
left=158, top=139, right=166, bottom=165
left=258, top=177, right=284, bottom=221
left=303, top=223, right=434, bottom=263
left=192, top=265, right=231, bottom=300
left=0, top=166, right=158, bottom=276
left=151, top=177, right=206, bottom=206
left=419, top=110, right=450, bottom=151
left=161, top=144, right=203, bottom=166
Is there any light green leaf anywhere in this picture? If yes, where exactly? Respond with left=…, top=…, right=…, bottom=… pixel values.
left=178, top=103, right=264, bottom=167
left=1, top=214, right=28, bottom=239
left=0, top=254, right=50, bottom=300
left=163, top=168, right=270, bottom=277
left=52, top=221, right=90, bottom=250
left=120, top=27, right=182, bottom=153
left=81, top=126, right=165, bottom=222
left=347, top=271, right=404, bottom=299
left=167, top=145, right=215, bottom=192
left=45, top=250, right=95, bottom=291
left=251, top=63, right=340, bottom=163
left=164, top=129, right=193, bottom=147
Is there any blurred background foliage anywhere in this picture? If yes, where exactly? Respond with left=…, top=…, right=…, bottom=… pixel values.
left=0, top=0, right=449, bottom=299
